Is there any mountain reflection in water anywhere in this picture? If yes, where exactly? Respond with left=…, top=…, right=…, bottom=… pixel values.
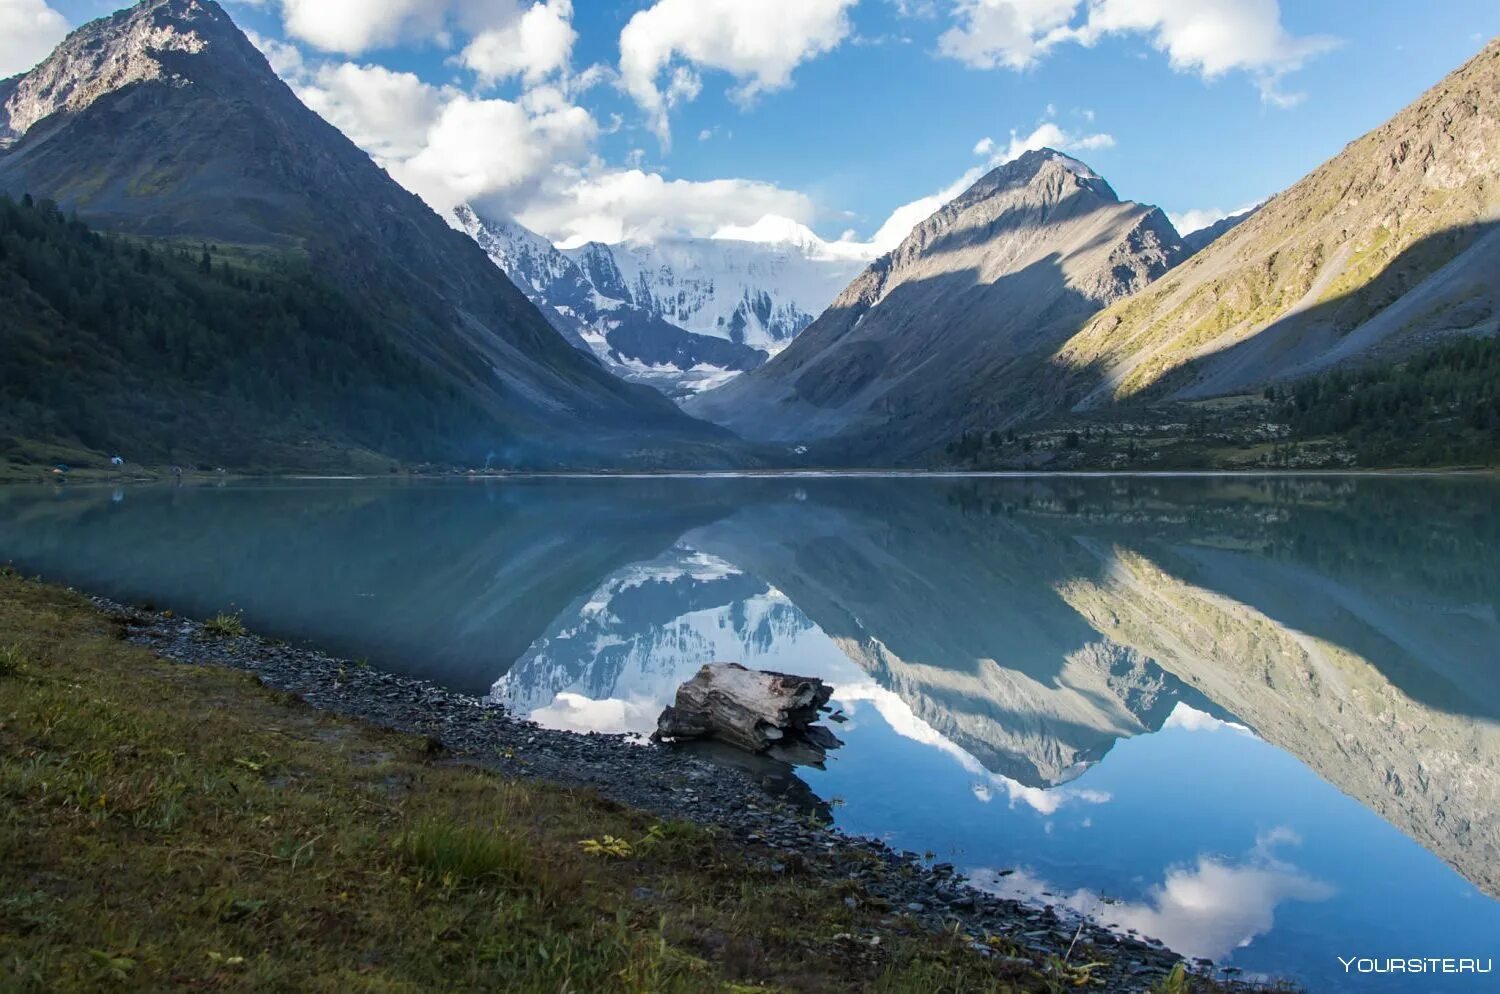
left=1, top=475, right=1497, bottom=991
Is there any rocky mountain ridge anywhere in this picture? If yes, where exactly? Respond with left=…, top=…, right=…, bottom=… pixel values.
left=685, top=149, right=1185, bottom=457
left=1180, top=207, right=1258, bottom=256
left=1056, top=39, right=1500, bottom=409
left=685, top=39, right=1500, bottom=464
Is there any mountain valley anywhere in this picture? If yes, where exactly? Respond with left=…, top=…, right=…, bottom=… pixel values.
left=0, top=0, right=1494, bottom=474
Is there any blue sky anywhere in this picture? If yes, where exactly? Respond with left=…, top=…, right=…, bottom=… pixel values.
left=17, top=1, right=1500, bottom=249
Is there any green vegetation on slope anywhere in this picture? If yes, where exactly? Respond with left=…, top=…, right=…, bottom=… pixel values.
left=1273, top=334, right=1500, bottom=466
left=0, top=571, right=1123, bottom=994
left=1052, top=40, right=1499, bottom=408
left=0, top=194, right=490, bottom=471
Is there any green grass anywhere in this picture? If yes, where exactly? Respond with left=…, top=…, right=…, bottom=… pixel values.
left=0, top=643, right=24, bottom=678
left=203, top=612, right=248, bottom=638
left=396, top=820, right=536, bottom=887
left=1, top=573, right=1154, bottom=993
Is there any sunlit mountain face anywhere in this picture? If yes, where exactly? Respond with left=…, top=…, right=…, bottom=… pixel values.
left=2, top=475, right=1498, bottom=991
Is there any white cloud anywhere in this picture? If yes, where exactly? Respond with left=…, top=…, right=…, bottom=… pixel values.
left=620, top=0, right=859, bottom=144
left=278, top=0, right=445, bottom=54
left=244, top=27, right=306, bottom=77
left=249, top=4, right=793, bottom=248
left=528, top=692, right=658, bottom=738
left=459, top=0, right=576, bottom=85
left=271, top=0, right=575, bottom=67
left=868, top=172, right=981, bottom=253
left=1168, top=208, right=1231, bottom=236
left=1161, top=702, right=1254, bottom=733
left=997, top=120, right=1114, bottom=161
left=1083, top=0, right=1340, bottom=106
left=246, top=20, right=1122, bottom=257
left=939, top=0, right=1338, bottom=105
left=246, top=32, right=597, bottom=216
left=518, top=169, right=817, bottom=248
left=971, top=830, right=1335, bottom=962
left=275, top=46, right=815, bottom=251
left=1167, top=201, right=1261, bottom=235
left=989, top=778, right=1111, bottom=816
left=939, top=0, right=1080, bottom=70
left=0, top=0, right=69, bottom=77
left=393, top=94, right=597, bottom=212
left=296, top=62, right=450, bottom=160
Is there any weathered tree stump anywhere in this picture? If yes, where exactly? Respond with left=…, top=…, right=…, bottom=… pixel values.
left=654, top=663, right=843, bottom=761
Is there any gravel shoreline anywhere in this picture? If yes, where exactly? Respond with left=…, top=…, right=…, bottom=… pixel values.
left=97, top=597, right=1246, bottom=992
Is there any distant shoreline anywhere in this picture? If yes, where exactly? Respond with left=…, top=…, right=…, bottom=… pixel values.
left=6, top=466, right=1497, bottom=487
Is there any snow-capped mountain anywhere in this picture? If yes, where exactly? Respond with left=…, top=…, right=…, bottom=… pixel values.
left=453, top=206, right=869, bottom=398
left=580, top=218, right=873, bottom=352
left=451, top=205, right=609, bottom=355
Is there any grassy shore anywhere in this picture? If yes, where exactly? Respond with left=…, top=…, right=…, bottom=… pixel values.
left=0, top=571, right=1268, bottom=994
left=0, top=572, right=1277, bottom=993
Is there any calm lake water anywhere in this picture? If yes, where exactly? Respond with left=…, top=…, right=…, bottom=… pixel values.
left=3, top=475, right=1498, bottom=991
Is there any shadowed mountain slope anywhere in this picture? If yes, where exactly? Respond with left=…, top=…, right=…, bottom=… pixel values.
left=685, top=150, right=1184, bottom=460
left=0, top=0, right=730, bottom=469
left=1056, top=39, right=1500, bottom=409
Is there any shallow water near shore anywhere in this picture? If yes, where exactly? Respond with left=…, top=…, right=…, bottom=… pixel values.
left=2, top=474, right=1497, bottom=992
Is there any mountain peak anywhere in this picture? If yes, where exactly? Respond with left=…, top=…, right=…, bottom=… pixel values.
left=879, top=148, right=1132, bottom=274
left=962, top=148, right=1119, bottom=209
left=686, top=148, right=1184, bottom=454
left=2, top=0, right=256, bottom=144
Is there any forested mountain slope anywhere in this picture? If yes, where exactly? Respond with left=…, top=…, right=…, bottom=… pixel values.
left=0, top=196, right=498, bottom=469
left=0, top=0, right=728, bottom=469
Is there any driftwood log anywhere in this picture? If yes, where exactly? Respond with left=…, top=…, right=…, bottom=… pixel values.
left=655, top=663, right=843, bottom=762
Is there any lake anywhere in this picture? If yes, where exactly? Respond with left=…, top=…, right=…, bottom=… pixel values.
left=2, top=474, right=1497, bottom=992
